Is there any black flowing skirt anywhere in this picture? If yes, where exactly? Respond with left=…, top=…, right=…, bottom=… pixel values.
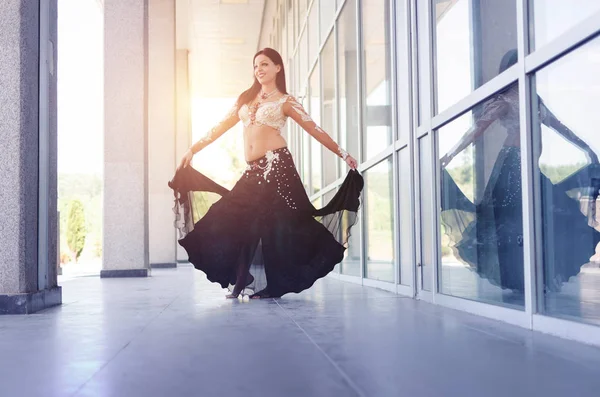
left=168, top=147, right=363, bottom=298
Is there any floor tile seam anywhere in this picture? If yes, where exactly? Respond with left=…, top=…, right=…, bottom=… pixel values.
left=70, top=339, right=133, bottom=397
left=273, top=299, right=368, bottom=397
left=69, top=294, right=181, bottom=397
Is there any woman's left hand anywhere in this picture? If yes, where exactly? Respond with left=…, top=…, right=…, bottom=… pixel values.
left=345, top=155, right=358, bottom=170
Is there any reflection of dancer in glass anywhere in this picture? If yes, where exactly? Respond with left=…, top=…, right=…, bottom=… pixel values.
left=169, top=48, right=362, bottom=299
left=440, top=49, right=600, bottom=293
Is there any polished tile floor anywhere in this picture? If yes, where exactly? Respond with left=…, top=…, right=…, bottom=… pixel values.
left=1, top=264, right=599, bottom=397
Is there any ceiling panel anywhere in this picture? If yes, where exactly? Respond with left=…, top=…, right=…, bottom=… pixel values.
left=178, top=0, right=266, bottom=98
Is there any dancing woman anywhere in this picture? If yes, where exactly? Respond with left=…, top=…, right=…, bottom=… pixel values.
left=170, top=48, right=363, bottom=299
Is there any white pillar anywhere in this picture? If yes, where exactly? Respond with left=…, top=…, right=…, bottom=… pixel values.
left=175, top=49, right=192, bottom=263
left=148, top=0, right=177, bottom=269
left=102, top=0, right=149, bottom=277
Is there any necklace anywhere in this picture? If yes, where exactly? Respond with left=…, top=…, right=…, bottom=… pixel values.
left=249, top=89, right=279, bottom=124
left=260, top=88, right=278, bottom=100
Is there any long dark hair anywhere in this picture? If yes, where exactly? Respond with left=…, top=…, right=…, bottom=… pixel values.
left=499, top=49, right=518, bottom=73
left=236, top=48, right=288, bottom=108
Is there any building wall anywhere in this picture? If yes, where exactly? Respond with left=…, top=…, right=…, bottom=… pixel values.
left=262, top=0, right=600, bottom=346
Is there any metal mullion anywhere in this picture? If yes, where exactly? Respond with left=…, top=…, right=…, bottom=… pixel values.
left=525, top=9, right=600, bottom=74
left=394, top=140, right=409, bottom=151
left=517, top=0, right=536, bottom=328
left=389, top=0, right=401, bottom=287
left=356, top=0, right=366, bottom=280
left=318, top=54, right=324, bottom=191
left=430, top=67, right=519, bottom=130
left=419, top=0, right=435, bottom=302
left=309, top=177, right=343, bottom=202
left=333, top=23, right=341, bottom=180
left=359, top=146, right=394, bottom=173
left=410, top=0, right=422, bottom=298
left=416, top=125, right=429, bottom=138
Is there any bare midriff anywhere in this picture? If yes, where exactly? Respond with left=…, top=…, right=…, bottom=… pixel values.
left=244, top=125, right=288, bottom=162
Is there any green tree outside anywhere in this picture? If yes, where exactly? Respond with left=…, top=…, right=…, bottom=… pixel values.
left=67, top=199, right=87, bottom=263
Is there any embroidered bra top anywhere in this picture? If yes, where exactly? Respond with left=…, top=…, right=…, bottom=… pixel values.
left=238, top=94, right=291, bottom=131
left=189, top=94, right=349, bottom=161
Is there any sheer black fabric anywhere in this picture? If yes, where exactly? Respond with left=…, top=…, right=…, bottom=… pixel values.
left=441, top=148, right=600, bottom=292
left=168, top=147, right=363, bottom=298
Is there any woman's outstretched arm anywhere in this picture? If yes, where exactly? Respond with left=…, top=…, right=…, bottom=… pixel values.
left=178, top=102, right=240, bottom=169
left=283, top=95, right=357, bottom=169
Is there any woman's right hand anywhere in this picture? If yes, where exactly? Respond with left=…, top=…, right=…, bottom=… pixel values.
left=178, top=149, right=194, bottom=170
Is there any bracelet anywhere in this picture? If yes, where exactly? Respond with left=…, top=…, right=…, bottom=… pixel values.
left=338, top=147, right=349, bottom=161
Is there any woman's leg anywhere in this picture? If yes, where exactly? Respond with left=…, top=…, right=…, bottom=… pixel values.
left=227, top=241, right=259, bottom=298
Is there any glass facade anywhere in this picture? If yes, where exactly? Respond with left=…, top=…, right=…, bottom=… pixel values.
left=439, top=83, right=525, bottom=308
left=531, top=0, right=600, bottom=51
left=365, top=158, right=395, bottom=282
left=309, top=66, right=322, bottom=194
left=265, top=0, right=600, bottom=343
left=433, top=0, right=517, bottom=114
left=361, top=0, right=393, bottom=159
left=322, top=33, right=338, bottom=186
left=533, top=37, right=600, bottom=326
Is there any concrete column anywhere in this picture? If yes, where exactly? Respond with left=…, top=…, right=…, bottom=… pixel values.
left=0, top=0, right=61, bottom=314
left=102, top=0, right=149, bottom=277
left=148, top=0, right=177, bottom=269
left=175, top=49, right=192, bottom=263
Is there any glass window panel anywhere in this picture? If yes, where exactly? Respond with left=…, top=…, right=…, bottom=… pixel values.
left=395, top=1, right=411, bottom=143
left=300, top=92, right=310, bottom=191
left=310, top=67, right=322, bottom=194
left=288, top=0, right=295, bottom=51
left=298, top=0, right=308, bottom=30
left=311, top=197, right=322, bottom=209
left=342, top=217, right=362, bottom=277
left=295, top=54, right=301, bottom=93
left=299, top=30, right=308, bottom=91
left=434, top=0, right=517, bottom=113
left=361, top=0, right=393, bottom=159
left=320, top=0, right=336, bottom=43
left=365, top=158, right=395, bottom=282
left=322, top=32, right=338, bottom=186
left=281, top=4, right=287, bottom=59
left=534, top=38, right=600, bottom=326
left=416, top=0, right=430, bottom=125
left=531, top=0, right=600, bottom=51
left=438, top=82, right=524, bottom=308
left=399, top=148, right=413, bottom=285
left=323, top=188, right=336, bottom=207
left=419, top=135, right=433, bottom=291
left=308, top=0, right=320, bottom=64
left=337, top=0, right=359, bottom=168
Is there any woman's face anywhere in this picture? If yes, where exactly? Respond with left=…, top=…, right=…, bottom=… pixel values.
left=254, top=54, right=280, bottom=86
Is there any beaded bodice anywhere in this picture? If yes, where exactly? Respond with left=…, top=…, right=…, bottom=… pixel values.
left=238, top=95, right=290, bottom=131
